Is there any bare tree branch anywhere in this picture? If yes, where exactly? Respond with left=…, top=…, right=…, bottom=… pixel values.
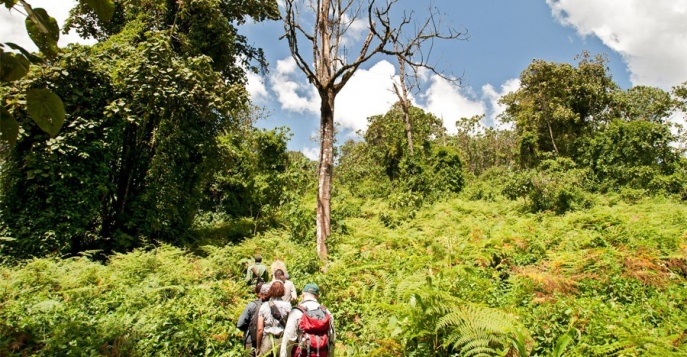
left=280, top=0, right=466, bottom=261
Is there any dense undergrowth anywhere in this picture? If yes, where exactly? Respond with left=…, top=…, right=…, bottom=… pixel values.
left=2, top=192, right=686, bottom=356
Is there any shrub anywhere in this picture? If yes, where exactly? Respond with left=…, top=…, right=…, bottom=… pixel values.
left=503, top=158, right=593, bottom=214
left=430, top=146, right=464, bottom=194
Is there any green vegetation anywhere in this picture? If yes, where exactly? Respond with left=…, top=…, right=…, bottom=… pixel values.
left=2, top=193, right=686, bottom=356
left=2, top=1, right=687, bottom=356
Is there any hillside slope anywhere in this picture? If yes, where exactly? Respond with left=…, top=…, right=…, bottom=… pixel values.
left=1, top=195, right=686, bottom=356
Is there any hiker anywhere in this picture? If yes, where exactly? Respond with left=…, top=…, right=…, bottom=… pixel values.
left=237, top=282, right=268, bottom=355
left=273, top=269, right=297, bottom=303
left=280, top=283, right=336, bottom=357
left=256, top=281, right=292, bottom=356
left=271, top=260, right=287, bottom=278
left=246, top=255, right=269, bottom=286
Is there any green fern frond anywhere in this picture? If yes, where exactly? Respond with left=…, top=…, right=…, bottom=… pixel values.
left=439, top=304, right=530, bottom=357
left=588, top=328, right=682, bottom=357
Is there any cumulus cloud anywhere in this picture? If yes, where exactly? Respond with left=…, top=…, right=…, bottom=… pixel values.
left=546, top=0, right=687, bottom=89
left=339, top=13, right=367, bottom=47
left=0, top=0, right=95, bottom=51
left=246, top=71, right=269, bottom=103
left=482, top=78, right=520, bottom=130
left=267, top=57, right=400, bottom=133
left=301, top=146, right=319, bottom=161
left=269, top=57, right=320, bottom=113
left=335, top=60, right=399, bottom=132
left=265, top=57, right=519, bottom=137
left=420, top=76, right=486, bottom=134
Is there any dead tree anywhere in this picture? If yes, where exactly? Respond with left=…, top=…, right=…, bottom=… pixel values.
left=390, top=9, right=467, bottom=155
left=282, top=0, right=463, bottom=260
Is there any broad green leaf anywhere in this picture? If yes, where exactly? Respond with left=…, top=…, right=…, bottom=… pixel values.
left=552, top=333, right=574, bottom=357
left=0, top=51, right=30, bottom=82
left=25, top=7, right=59, bottom=59
left=83, top=0, right=115, bottom=22
left=26, top=88, right=65, bottom=137
left=2, top=0, right=18, bottom=9
left=0, top=106, right=19, bottom=147
left=5, top=42, right=42, bottom=63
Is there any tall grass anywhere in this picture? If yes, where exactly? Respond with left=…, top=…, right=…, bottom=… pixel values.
left=2, top=194, right=686, bottom=356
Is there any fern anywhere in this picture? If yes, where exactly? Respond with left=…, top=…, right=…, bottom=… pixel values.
left=438, top=304, right=530, bottom=357
left=587, top=323, right=683, bottom=357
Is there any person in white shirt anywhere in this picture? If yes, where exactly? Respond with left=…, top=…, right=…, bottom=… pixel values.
left=280, top=283, right=336, bottom=357
left=256, top=281, right=292, bottom=356
left=274, top=269, right=297, bottom=303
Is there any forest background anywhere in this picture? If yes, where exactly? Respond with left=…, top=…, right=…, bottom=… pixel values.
left=1, top=0, right=687, bottom=356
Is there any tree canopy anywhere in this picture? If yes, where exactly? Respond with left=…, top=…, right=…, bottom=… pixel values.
left=0, top=0, right=281, bottom=258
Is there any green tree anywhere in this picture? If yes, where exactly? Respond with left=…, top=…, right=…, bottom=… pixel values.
left=577, top=119, right=685, bottom=192
left=365, top=103, right=444, bottom=181
left=500, top=52, right=618, bottom=167
left=613, top=85, right=675, bottom=123
left=1, top=0, right=115, bottom=147
left=1, top=0, right=279, bottom=257
left=205, top=126, right=291, bottom=222
left=449, top=115, right=517, bottom=176
left=65, top=0, right=279, bottom=81
left=1, top=48, right=119, bottom=257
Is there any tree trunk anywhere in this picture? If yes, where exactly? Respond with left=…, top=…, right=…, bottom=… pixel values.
left=316, top=89, right=335, bottom=260
left=393, top=57, right=414, bottom=156
left=547, top=119, right=559, bottom=155
left=403, top=109, right=413, bottom=156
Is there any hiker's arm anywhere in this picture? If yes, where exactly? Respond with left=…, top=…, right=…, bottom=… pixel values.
left=256, top=314, right=264, bottom=350
left=289, top=284, right=297, bottom=302
left=329, top=313, right=336, bottom=356
left=280, top=310, right=299, bottom=357
left=245, top=267, right=253, bottom=283
left=236, top=303, right=253, bottom=331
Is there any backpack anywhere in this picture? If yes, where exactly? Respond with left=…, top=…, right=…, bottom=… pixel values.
left=293, top=305, right=331, bottom=357
left=251, top=266, right=264, bottom=284
left=269, top=301, right=287, bottom=328
left=248, top=299, right=262, bottom=347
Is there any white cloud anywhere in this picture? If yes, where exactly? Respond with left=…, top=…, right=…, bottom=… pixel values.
left=265, top=57, right=518, bottom=137
left=339, top=13, right=367, bottom=47
left=547, top=0, right=687, bottom=89
left=246, top=71, right=268, bottom=103
left=0, top=0, right=95, bottom=52
left=301, top=146, right=319, bottom=161
left=420, top=76, right=486, bottom=134
left=335, top=60, right=399, bottom=132
left=269, top=57, right=320, bottom=113
left=267, top=58, right=400, bottom=133
left=482, top=78, right=520, bottom=130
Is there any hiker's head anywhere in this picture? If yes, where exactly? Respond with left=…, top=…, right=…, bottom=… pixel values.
left=267, top=280, right=285, bottom=299
left=274, top=269, right=286, bottom=282
left=302, top=283, right=319, bottom=298
left=259, top=282, right=270, bottom=300
left=254, top=282, right=263, bottom=295
left=254, top=255, right=262, bottom=263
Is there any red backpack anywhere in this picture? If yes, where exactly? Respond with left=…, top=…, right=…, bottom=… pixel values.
left=293, top=305, right=331, bottom=357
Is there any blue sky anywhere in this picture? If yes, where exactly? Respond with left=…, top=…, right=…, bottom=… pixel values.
left=241, top=0, right=687, bottom=158
left=3, top=0, right=687, bottom=159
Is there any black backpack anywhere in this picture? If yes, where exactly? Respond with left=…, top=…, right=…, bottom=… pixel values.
left=269, top=301, right=288, bottom=327
left=248, top=299, right=262, bottom=346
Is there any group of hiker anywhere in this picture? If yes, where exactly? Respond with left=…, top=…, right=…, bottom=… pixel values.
left=237, top=255, right=336, bottom=357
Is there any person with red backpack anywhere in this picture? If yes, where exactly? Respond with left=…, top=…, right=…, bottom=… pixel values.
left=280, top=283, right=336, bottom=357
